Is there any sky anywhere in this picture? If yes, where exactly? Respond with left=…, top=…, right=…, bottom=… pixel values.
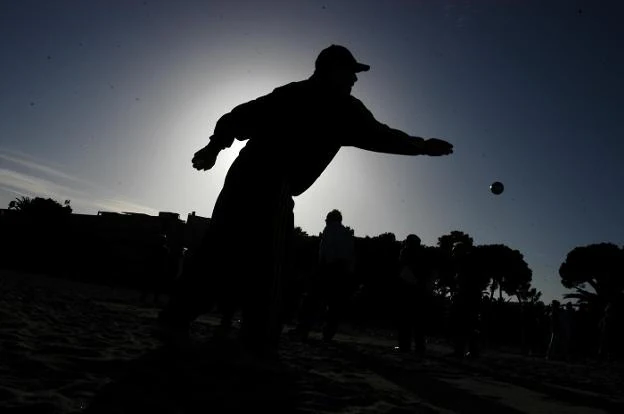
left=1, top=0, right=623, bottom=303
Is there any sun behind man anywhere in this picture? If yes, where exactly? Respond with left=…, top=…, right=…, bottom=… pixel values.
left=157, top=44, right=453, bottom=358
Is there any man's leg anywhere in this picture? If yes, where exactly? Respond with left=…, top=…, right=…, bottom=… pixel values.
left=396, top=288, right=413, bottom=352
left=292, top=278, right=322, bottom=340
left=467, top=311, right=481, bottom=358
left=322, top=267, right=350, bottom=342
left=451, top=304, right=468, bottom=356
left=239, top=189, right=293, bottom=358
left=413, top=319, right=426, bottom=355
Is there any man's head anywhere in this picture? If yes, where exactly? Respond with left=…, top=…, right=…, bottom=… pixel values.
left=325, top=209, right=343, bottom=224
left=404, top=234, right=422, bottom=249
left=314, top=45, right=370, bottom=95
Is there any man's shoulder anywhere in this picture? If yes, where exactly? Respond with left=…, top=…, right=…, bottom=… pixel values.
left=270, top=81, right=366, bottom=107
left=346, top=95, right=372, bottom=117
left=273, top=79, right=312, bottom=95
left=348, top=95, right=365, bottom=106
left=336, top=225, right=354, bottom=241
left=322, top=223, right=351, bottom=236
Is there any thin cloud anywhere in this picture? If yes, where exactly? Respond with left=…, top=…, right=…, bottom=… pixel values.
left=0, top=149, right=90, bottom=187
left=0, top=150, right=159, bottom=215
left=89, top=198, right=158, bottom=215
left=0, top=186, right=30, bottom=199
left=0, top=168, right=75, bottom=200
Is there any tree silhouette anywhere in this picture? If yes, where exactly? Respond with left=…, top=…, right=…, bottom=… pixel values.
left=437, top=230, right=474, bottom=252
left=559, top=243, right=624, bottom=308
left=560, top=244, right=624, bottom=360
left=478, top=244, right=533, bottom=301
left=376, top=232, right=397, bottom=244
left=8, top=196, right=72, bottom=216
left=293, top=226, right=309, bottom=238
left=5, top=196, right=72, bottom=275
left=564, top=288, right=599, bottom=309
left=517, top=286, right=542, bottom=304
left=8, top=196, right=34, bottom=211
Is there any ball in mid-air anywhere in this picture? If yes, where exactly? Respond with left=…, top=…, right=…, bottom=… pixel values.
left=490, top=181, right=504, bottom=195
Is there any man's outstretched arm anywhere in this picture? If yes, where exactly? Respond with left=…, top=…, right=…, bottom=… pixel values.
left=346, top=100, right=453, bottom=157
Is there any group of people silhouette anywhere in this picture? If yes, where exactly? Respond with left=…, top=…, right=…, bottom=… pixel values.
left=147, top=46, right=622, bottom=362
left=145, top=210, right=620, bottom=363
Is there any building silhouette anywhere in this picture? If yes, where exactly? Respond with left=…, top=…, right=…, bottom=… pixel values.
left=0, top=209, right=210, bottom=288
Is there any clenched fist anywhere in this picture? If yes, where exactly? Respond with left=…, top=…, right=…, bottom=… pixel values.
left=192, top=142, right=220, bottom=171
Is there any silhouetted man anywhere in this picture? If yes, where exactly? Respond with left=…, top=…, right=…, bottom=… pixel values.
left=547, top=300, right=573, bottom=361
left=290, top=209, right=356, bottom=342
left=157, top=44, right=453, bottom=358
left=450, top=242, right=484, bottom=358
left=396, top=234, right=434, bottom=355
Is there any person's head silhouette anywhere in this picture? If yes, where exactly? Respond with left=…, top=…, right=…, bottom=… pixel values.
left=404, top=234, right=422, bottom=249
left=314, top=45, right=370, bottom=95
left=325, top=209, right=343, bottom=224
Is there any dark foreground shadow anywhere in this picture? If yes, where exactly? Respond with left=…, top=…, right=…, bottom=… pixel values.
left=84, top=340, right=300, bottom=413
left=328, top=341, right=526, bottom=414
left=85, top=331, right=623, bottom=414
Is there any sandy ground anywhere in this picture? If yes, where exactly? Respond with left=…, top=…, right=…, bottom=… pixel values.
left=1, top=270, right=622, bottom=413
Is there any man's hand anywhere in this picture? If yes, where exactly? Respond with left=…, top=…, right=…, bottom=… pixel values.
left=424, top=138, right=453, bottom=156
left=192, top=141, right=220, bottom=171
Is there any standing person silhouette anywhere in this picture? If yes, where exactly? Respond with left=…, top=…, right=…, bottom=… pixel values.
left=450, top=242, right=484, bottom=358
left=157, top=44, right=453, bottom=359
left=396, top=234, right=434, bottom=355
left=290, top=209, right=356, bottom=342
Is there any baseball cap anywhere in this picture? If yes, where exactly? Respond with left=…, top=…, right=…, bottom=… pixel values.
left=315, top=45, right=370, bottom=73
